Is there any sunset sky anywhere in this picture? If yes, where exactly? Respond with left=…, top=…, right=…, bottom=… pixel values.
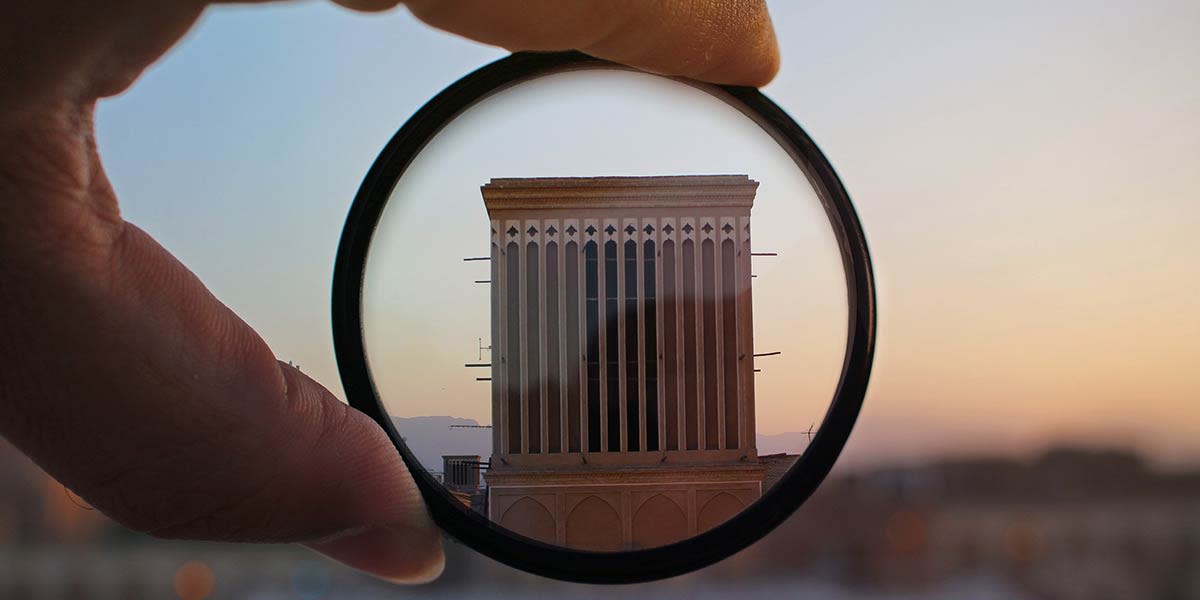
left=96, top=0, right=1198, bottom=470
left=360, top=70, right=850, bottom=447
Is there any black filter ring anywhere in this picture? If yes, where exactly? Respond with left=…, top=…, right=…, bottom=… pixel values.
left=331, top=51, right=876, bottom=584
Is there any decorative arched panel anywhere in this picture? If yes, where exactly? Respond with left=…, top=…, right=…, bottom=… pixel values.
left=632, top=494, right=687, bottom=549
left=565, top=496, right=623, bottom=551
left=499, top=497, right=555, bottom=545
left=697, top=492, right=745, bottom=533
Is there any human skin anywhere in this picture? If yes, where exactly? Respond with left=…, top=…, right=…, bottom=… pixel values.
left=0, top=0, right=778, bottom=584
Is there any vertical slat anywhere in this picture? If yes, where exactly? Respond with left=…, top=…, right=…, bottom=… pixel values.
left=681, top=218, right=699, bottom=451
left=598, top=229, right=607, bottom=452
left=603, top=220, right=621, bottom=453
left=642, top=219, right=659, bottom=452
left=616, top=222, right=627, bottom=453
left=584, top=221, right=601, bottom=453
left=594, top=219, right=608, bottom=452
left=516, top=221, right=528, bottom=454
left=490, top=220, right=501, bottom=456
left=711, top=218, right=726, bottom=450
left=660, top=218, right=680, bottom=452
left=700, top=226, right=719, bottom=450
left=537, top=221, right=548, bottom=454
left=635, top=221, right=647, bottom=452
left=654, top=218, right=667, bottom=451
left=555, top=221, right=568, bottom=453
left=578, top=233, right=587, bottom=453
left=524, top=222, right=541, bottom=453
left=504, top=220, right=522, bottom=455
left=671, top=220, right=685, bottom=452
left=622, top=218, right=640, bottom=453
left=564, top=219, right=582, bottom=454
left=720, top=216, right=739, bottom=450
left=579, top=231, right=590, bottom=453
left=739, top=215, right=756, bottom=452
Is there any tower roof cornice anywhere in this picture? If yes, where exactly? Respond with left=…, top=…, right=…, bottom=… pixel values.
left=482, top=174, right=758, bottom=211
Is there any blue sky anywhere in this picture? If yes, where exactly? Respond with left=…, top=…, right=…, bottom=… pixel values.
left=96, top=0, right=1199, bottom=468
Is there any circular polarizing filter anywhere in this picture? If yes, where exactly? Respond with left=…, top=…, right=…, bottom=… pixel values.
left=332, top=51, right=875, bottom=583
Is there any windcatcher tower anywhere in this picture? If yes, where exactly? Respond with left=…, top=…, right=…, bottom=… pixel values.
left=482, top=175, right=763, bottom=550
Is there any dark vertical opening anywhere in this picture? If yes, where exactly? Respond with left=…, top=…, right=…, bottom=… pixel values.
left=604, top=240, right=620, bottom=452
left=722, top=239, right=739, bottom=449
left=505, top=242, right=521, bottom=453
left=565, top=241, right=581, bottom=453
left=643, top=238, right=659, bottom=452
left=702, top=239, right=719, bottom=450
left=584, top=241, right=600, bottom=452
left=624, top=239, right=640, bottom=452
left=526, top=242, right=541, bottom=454
left=546, top=241, right=561, bottom=453
left=491, top=243, right=501, bottom=453
left=662, top=239, right=678, bottom=451
left=682, top=239, right=699, bottom=451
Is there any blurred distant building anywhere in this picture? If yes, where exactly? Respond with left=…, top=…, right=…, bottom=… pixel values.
left=744, top=447, right=1200, bottom=599
left=442, top=454, right=487, bottom=513
left=481, top=175, right=764, bottom=550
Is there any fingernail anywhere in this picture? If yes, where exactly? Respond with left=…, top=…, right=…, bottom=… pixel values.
left=306, top=523, right=445, bottom=584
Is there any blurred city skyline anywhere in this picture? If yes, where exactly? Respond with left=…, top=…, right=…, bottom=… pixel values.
left=92, top=0, right=1199, bottom=475
left=4, top=435, right=1196, bottom=598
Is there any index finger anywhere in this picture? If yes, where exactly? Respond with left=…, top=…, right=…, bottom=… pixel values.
left=397, top=0, right=779, bottom=87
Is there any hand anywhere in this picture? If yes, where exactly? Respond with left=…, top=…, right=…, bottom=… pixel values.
left=0, top=0, right=778, bottom=584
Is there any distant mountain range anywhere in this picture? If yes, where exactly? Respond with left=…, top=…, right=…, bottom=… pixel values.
left=390, top=415, right=813, bottom=474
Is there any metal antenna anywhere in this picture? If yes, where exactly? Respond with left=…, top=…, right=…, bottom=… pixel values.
left=751, top=251, right=777, bottom=278
left=751, top=351, right=780, bottom=373
left=465, top=339, right=493, bottom=382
